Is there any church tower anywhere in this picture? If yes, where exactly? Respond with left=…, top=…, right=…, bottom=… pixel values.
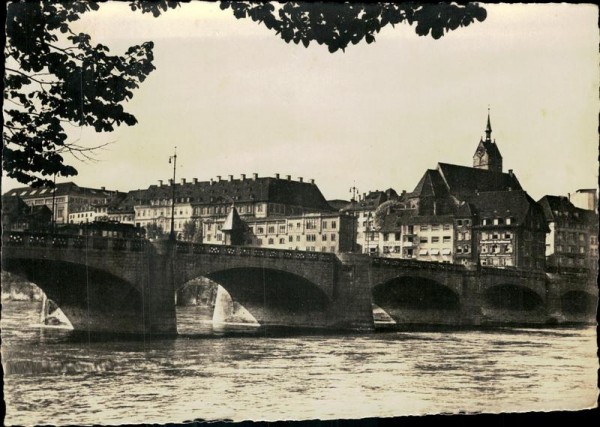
left=472, top=109, right=503, bottom=173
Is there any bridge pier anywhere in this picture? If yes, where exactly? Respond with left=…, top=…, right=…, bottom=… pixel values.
left=460, top=268, right=483, bottom=326
left=332, top=254, right=375, bottom=331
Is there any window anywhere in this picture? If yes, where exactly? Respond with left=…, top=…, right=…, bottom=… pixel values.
left=323, top=221, right=328, bottom=229
left=457, top=246, right=463, bottom=254
left=383, top=247, right=390, bottom=254
left=268, top=238, right=274, bottom=244
left=322, top=234, right=327, bottom=241
left=289, top=236, right=293, bottom=242
left=331, top=234, right=336, bottom=241
left=443, top=224, right=451, bottom=231
left=420, top=237, right=428, bottom=244
left=420, top=225, right=428, bottom=231
left=268, top=226, right=275, bottom=233
left=307, top=234, right=316, bottom=242
left=431, top=224, right=440, bottom=231
left=504, top=232, right=512, bottom=239
left=257, top=238, right=262, bottom=245
left=395, top=232, right=400, bottom=241
left=331, top=221, right=337, bottom=229
left=383, top=233, right=389, bottom=242
left=443, top=236, right=451, bottom=243
left=216, top=234, right=222, bottom=241
left=431, top=236, right=439, bottom=243
left=257, top=227, right=264, bottom=234
left=394, top=246, right=401, bottom=253
left=296, top=235, right=301, bottom=242
left=457, top=220, right=463, bottom=226
left=279, top=238, right=285, bottom=244
left=321, top=247, right=327, bottom=252
left=279, top=225, right=286, bottom=233
left=482, top=218, right=489, bottom=225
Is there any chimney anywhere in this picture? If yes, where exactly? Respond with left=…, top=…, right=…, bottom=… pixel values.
left=275, top=173, right=280, bottom=179
left=181, top=178, right=186, bottom=184
left=158, top=180, right=163, bottom=187
left=217, top=175, right=222, bottom=182
left=252, top=173, right=258, bottom=180
left=286, top=175, right=291, bottom=180
left=401, top=190, right=407, bottom=196
left=193, top=178, right=198, bottom=184
left=228, top=175, right=233, bottom=182
left=298, top=177, right=303, bottom=183
left=210, top=178, right=214, bottom=185
left=310, top=179, right=315, bottom=184
left=508, top=169, right=513, bottom=177
left=363, top=193, right=366, bottom=200
left=241, top=174, right=246, bottom=181
left=101, top=186, right=105, bottom=191
left=168, top=179, right=173, bottom=186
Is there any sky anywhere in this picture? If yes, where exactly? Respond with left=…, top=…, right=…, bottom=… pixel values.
left=2, top=2, right=599, bottom=202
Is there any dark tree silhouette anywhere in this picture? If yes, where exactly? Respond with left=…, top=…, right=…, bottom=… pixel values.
left=3, top=2, right=486, bottom=187
left=3, top=1, right=181, bottom=187
left=220, top=2, right=487, bottom=52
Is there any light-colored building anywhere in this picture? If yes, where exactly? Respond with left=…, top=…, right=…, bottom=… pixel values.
left=202, top=209, right=354, bottom=253
left=126, top=174, right=334, bottom=239
left=4, top=182, right=113, bottom=225
left=341, top=189, right=399, bottom=254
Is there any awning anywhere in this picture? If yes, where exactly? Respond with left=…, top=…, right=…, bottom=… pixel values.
left=419, top=249, right=428, bottom=255
left=442, top=249, right=452, bottom=255
left=429, top=249, right=440, bottom=255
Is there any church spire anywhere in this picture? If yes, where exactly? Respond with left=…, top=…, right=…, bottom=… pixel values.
left=485, top=107, right=492, bottom=142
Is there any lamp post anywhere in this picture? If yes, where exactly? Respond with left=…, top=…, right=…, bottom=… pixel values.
left=51, top=173, right=57, bottom=234
left=349, top=185, right=359, bottom=253
left=169, top=147, right=177, bottom=241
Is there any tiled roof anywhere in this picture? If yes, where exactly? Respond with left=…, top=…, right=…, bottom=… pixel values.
left=538, top=195, right=598, bottom=228
left=342, top=189, right=398, bottom=212
left=465, top=190, right=547, bottom=230
left=437, top=163, right=521, bottom=196
left=3, top=182, right=112, bottom=199
left=119, top=177, right=333, bottom=212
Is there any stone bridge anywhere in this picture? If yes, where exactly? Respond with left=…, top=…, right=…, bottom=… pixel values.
left=1, top=232, right=596, bottom=335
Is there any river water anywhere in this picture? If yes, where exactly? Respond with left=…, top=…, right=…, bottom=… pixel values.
left=2, top=300, right=598, bottom=425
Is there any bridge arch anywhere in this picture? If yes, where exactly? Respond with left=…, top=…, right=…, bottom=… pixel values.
left=182, top=267, right=332, bottom=329
left=483, top=284, right=544, bottom=312
left=2, top=258, right=145, bottom=335
left=372, top=275, right=461, bottom=325
left=561, top=290, right=597, bottom=316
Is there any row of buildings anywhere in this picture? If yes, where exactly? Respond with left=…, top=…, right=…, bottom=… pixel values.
left=3, top=114, right=598, bottom=275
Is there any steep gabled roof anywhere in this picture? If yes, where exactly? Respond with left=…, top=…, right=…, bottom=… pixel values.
left=410, top=169, right=449, bottom=199
left=222, top=206, right=245, bottom=231
left=465, top=190, right=547, bottom=231
left=437, top=163, right=521, bottom=196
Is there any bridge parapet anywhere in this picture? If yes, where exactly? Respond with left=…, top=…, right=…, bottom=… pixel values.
left=170, top=240, right=337, bottom=263
left=371, top=256, right=466, bottom=273
left=2, top=231, right=148, bottom=252
left=480, top=266, right=546, bottom=280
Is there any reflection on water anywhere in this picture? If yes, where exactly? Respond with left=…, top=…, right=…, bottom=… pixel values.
left=2, top=300, right=598, bottom=425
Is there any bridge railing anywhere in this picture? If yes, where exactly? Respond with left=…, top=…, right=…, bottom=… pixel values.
left=2, top=231, right=336, bottom=262
left=175, top=241, right=336, bottom=262
left=371, top=256, right=466, bottom=272
left=3, top=231, right=148, bottom=253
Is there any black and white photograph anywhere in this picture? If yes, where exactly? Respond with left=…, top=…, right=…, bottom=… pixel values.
left=2, top=2, right=598, bottom=425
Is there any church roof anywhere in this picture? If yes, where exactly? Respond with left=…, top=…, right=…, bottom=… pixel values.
left=437, top=163, right=521, bottom=196
left=475, top=139, right=502, bottom=161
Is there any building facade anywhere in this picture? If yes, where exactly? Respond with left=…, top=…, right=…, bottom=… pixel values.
left=4, top=183, right=113, bottom=225
left=201, top=209, right=354, bottom=253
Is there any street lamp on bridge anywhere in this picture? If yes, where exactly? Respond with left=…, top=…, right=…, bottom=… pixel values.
left=169, top=147, right=177, bottom=241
